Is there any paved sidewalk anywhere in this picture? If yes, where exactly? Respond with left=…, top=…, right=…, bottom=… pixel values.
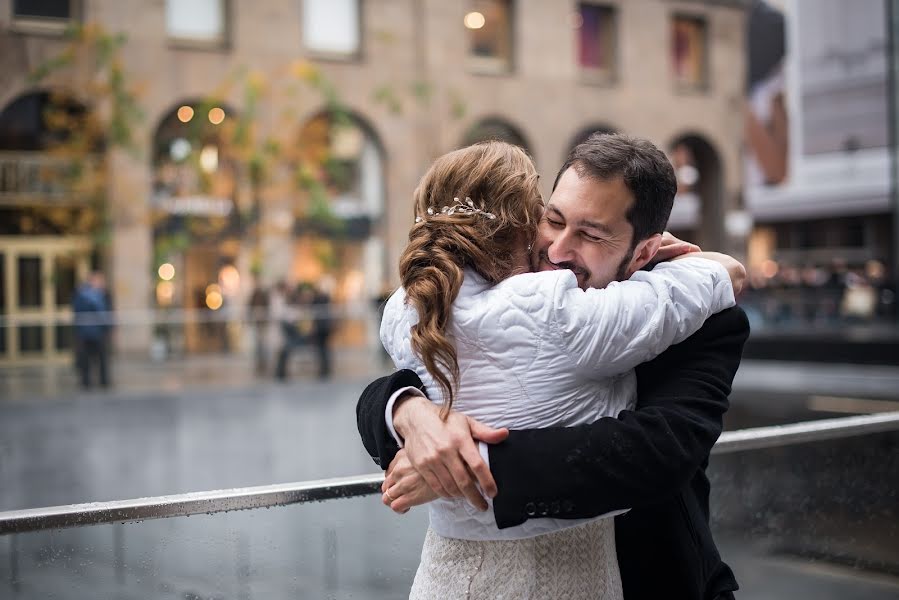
left=5, top=353, right=899, bottom=407
left=0, top=346, right=389, bottom=402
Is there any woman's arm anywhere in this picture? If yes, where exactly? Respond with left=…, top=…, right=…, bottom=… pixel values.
left=555, top=256, right=739, bottom=378
left=490, top=306, right=750, bottom=526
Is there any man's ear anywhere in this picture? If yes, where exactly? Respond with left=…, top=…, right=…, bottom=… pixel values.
left=624, top=233, right=663, bottom=277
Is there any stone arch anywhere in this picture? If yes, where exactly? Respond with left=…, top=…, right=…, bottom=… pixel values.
left=668, top=132, right=725, bottom=249
left=565, top=123, right=619, bottom=155
left=461, top=116, right=532, bottom=154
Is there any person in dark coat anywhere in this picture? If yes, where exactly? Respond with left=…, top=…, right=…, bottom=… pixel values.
left=310, top=286, right=334, bottom=379
left=356, top=133, right=749, bottom=600
left=72, top=271, right=112, bottom=389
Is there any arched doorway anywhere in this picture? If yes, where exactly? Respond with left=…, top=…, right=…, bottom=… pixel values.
left=668, top=134, right=724, bottom=249
left=462, top=117, right=531, bottom=153
left=150, top=100, right=242, bottom=354
left=0, top=90, right=101, bottom=363
left=292, top=111, right=386, bottom=347
left=566, top=124, right=618, bottom=154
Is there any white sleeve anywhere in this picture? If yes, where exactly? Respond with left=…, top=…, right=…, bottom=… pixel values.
left=384, top=386, right=427, bottom=448
left=553, top=256, right=735, bottom=378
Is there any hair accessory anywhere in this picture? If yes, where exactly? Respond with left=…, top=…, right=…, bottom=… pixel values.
left=415, top=197, right=496, bottom=223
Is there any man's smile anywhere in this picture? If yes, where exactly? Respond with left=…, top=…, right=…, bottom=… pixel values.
left=537, top=251, right=589, bottom=280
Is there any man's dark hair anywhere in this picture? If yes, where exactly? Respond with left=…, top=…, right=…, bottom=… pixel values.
left=552, top=133, right=677, bottom=247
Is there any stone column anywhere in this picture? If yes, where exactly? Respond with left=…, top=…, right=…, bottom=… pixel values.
left=107, top=147, right=153, bottom=356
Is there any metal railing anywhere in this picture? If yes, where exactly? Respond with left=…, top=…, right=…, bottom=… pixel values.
left=1, top=411, right=898, bottom=535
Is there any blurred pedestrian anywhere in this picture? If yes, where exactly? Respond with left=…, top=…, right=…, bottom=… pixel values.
left=72, top=271, right=112, bottom=389
left=310, top=284, right=334, bottom=379
left=247, top=282, right=270, bottom=375
left=272, top=280, right=302, bottom=381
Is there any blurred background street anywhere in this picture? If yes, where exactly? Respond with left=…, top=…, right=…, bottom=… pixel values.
left=1, top=0, right=899, bottom=597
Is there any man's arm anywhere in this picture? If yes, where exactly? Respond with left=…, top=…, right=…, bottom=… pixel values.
left=489, top=306, right=749, bottom=528
left=356, top=369, right=423, bottom=468
left=356, top=369, right=506, bottom=508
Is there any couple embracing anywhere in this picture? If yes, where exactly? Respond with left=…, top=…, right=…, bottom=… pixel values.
left=357, top=133, right=749, bottom=600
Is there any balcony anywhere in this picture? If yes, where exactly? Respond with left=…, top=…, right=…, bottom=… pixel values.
left=0, top=152, right=101, bottom=207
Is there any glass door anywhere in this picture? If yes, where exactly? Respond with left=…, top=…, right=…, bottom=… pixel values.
left=0, top=237, right=91, bottom=364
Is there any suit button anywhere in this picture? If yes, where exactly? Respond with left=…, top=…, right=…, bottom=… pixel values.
left=525, top=502, right=536, bottom=516
left=551, top=501, right=560, bottom=515
left=562, top=500, right=574, bottom=514
left=537, top=502, right=548, bottom=516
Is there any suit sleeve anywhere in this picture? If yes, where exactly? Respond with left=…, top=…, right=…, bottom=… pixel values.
left=356, top=369, right=425, bottom=469
left=489, top=306, right=750, bottom=529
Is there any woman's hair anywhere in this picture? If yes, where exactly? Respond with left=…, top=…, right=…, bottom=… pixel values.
left=399, top=141, right=543, bottom=415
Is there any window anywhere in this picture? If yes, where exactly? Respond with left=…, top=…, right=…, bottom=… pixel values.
left=303, top=0, right=361, bottom=58
left=11, top=0, right=78, bottom=32
left=166, top=0, right=227, bottom=46
left=576, top=4, right=617, bottom=82
left=671, top=15, right=708, bottom=90
left=466, top=0, right=514, bottom=74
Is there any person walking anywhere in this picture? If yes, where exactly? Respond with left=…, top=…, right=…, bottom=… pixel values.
left=72, top=271, right=112, bottom=389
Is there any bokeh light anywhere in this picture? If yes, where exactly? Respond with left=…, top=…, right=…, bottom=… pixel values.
left=158, top=263, right=175, bottom=281
left=464, top=12, right=485, bottom=30
left=176, top=105, right=194, bottom=123
left=208, top=107, right=225, bottom=124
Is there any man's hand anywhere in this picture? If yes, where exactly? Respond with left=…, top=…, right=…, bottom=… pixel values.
left=393, top=394, right=508, bottom=511
left=650, top=231, right=701, bottom=266
left=381, top=450, right=438, bottom=513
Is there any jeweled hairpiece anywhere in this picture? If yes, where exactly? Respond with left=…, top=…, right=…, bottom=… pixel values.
left=415, top=197, right=496, bottom=223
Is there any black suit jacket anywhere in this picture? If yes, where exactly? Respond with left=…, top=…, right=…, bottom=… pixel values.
left=357, top=306, right=749, bottom=600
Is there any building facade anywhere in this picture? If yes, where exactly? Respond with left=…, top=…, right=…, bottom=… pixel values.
left=739, top=0, right=896, bottom=326
left=0, top=0, right=746, bottom=363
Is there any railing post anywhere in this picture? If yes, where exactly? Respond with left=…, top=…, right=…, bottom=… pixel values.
left=236, top=531, right=250, bottom=600
left=324, top=526, right=338, bottom=596
left=8, top=533, right=19, bottom=596
left=114, top=523, right=125, bottom=585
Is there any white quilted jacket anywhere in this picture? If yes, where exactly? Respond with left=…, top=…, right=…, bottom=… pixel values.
left=380, top=256, right=736, bottom=540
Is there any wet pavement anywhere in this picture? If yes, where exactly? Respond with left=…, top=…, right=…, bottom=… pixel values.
left=1, top=352, right=898, bottom=598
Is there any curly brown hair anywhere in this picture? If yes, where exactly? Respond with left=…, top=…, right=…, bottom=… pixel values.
left=399, top=141, right=544, bottom=415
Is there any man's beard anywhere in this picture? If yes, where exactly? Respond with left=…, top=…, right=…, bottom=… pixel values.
left=614, top=247, right=635, bottom=282
left=533, top=247, right=635, bottom=287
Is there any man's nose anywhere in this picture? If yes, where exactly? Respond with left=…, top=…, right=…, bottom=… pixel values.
left=546, top=229, right=576, bottom=264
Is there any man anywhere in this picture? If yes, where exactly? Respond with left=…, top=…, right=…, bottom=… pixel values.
left=72, top=270, right=112, bottom=389
left=357, top=134, right=749, bottom=599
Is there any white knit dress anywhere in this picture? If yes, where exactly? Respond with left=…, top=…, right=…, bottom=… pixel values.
left=380, top=258, right=736, bottom=600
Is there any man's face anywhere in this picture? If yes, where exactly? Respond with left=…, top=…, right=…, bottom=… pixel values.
left=530, top=168, right=637, bottom=290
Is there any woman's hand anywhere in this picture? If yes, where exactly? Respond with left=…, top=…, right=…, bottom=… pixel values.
left=649, top=232, right=701, bottom=266
left=674, top=251, right=746, bottom=295
left=382, top=449, right=441, bottom=514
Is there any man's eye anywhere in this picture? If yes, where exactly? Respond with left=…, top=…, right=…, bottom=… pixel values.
left=582, top=233, right=602, bottom=242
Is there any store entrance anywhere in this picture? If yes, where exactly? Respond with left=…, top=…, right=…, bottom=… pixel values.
left=0, top=236, right=92, bottom=364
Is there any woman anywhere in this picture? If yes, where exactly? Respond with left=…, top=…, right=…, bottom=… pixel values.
left=380, top=141, right=740, bottom=599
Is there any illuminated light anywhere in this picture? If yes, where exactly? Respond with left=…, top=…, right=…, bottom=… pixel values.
left=208, top=107, right=226, bottom=125
left=331, top=126, right=364, bottom=159
left=219, top=265, right=240, bottom=296
left=177, top=105, right=194, bottom=123
left=464, top=11, right=486, bottom=29
left=170, top=138, right=191, bottom=161
left=156, top=281, right=174, bottom=305
left=158, top=263, right=175, bottom=281
left=205, top=290, right=223, bottom=310
left=199, top=145, right=219, bottom=173
left=760, top=259, right=779, bottom=279
left=205, top=283, right=222, bottom=296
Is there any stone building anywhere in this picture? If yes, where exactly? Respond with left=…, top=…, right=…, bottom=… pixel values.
left=0, top=0, right=746, bottom=363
